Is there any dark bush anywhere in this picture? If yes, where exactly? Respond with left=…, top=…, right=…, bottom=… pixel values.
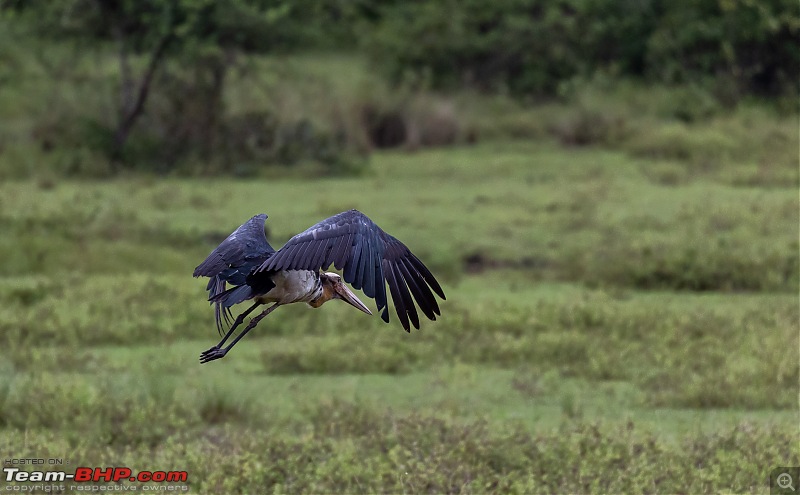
left=646, top=0, right=800, bottom=98
left=221, top=113, right=355, bottom=174
left=550, top=107, right=628, bottom=146
left=579, top=235, right=799, bottom=292
left=362, top=104, right=407, bottom=148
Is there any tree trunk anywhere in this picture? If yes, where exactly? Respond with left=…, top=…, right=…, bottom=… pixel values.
left=111, top=31, right=173, bottom=165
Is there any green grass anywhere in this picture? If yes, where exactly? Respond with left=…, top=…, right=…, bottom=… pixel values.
left=2, top=273, right=796, bottom=410
left=0, top=142, right=796, bottom=287
left=0, top=137, right=798, bottom=491
left=1, top=408, right=794, bottom=493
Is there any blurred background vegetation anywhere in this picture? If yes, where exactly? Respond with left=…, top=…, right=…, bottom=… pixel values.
left=0, top=0, right=797, bottom=177
left=0, top=0, right=798, bottom=493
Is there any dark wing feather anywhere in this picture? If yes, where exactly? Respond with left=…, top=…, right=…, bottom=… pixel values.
left=194, top=214, right=276, bottom=332
left=363, top=235, right=376, bottom=298
left=257, top=209, right=446, bottom=330
left=391, top=261, right=419, bottom=330
left=332, top=233, right=353, bottom=270
left=194, top=214, right=275, bottom=277
left=397, top=258, right=438, bottom=321
left=383, top=259, right=409, bottom=330
left=346, top=234, right=364, bottom=287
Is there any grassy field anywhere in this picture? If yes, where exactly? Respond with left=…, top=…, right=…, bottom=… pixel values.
left=0, top=133, right=798, bottom=493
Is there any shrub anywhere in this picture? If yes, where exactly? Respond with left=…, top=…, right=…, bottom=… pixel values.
left=624, top=123, right=739, bottom=168
left=550, top=107, right=628, bottom=147
left=0, top=373, right=201, bottom=446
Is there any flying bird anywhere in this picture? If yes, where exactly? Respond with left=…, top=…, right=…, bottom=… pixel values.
left=193, top=210, right=446, bottom=363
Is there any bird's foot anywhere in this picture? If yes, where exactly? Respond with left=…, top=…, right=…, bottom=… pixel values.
left=199, top=346, right=227, bottom=364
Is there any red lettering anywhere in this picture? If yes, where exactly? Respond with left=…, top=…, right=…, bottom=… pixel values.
left=167, top=471, right=188, bottom=482
left=74, top=466, right=188, bottom=484
left=94, top=467, right=114, bottom=482
left=74, top=467, right=92, bottom=482
left=113, top=468, right=132, bottom=481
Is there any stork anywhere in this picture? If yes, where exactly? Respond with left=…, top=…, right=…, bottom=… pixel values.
left=193, top=210, right=446, bottom=363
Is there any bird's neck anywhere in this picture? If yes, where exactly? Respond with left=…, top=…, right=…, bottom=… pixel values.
left=307, top=283, right=334, bottom=308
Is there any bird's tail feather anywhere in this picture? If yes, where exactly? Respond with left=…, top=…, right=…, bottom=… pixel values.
left=210, top=284, right=255, bottom=309
left=206, top=276, right=233, bottom=335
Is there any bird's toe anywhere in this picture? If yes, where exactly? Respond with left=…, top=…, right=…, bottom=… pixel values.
left=199, top=346, right=227, bottom=364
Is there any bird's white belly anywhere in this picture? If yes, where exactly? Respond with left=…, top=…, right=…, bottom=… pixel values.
left=257, top=270, right=320, bottom=304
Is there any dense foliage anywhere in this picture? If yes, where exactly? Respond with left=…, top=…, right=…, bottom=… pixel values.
left=367, top=0, right=800, bottom=98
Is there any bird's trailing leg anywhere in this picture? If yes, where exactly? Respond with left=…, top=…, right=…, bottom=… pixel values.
left=200, top=303, right=280, bottom=364
left=211, top=301, right=260, bottom=350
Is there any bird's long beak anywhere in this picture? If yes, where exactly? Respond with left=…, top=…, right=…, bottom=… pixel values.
left=334, top=282, right=372, bottom=315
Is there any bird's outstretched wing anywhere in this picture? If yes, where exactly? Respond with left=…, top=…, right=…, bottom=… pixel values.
left=256, top=209, right=445, bottom=331
left=194, top=214, right=275, bottom=278
left=194, top=214, right=275, bottom=333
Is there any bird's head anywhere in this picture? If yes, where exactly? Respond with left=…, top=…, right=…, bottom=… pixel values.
left=312, top=272, right=372, bottom=315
